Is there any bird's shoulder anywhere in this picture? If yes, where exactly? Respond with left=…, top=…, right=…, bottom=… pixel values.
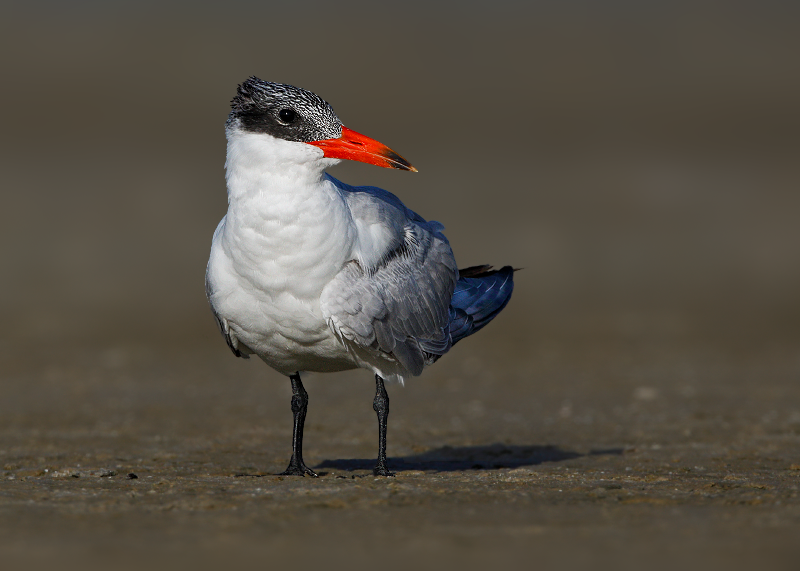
left=325, top=173, right=445, bottom=236
left=321, top=175, right=458, bottom=377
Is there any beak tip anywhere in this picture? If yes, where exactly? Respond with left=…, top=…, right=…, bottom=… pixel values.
left=384, top=150, right=417, bottom=173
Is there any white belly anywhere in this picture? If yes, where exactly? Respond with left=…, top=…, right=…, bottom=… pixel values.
left=226, top=285, right=356, bottom=374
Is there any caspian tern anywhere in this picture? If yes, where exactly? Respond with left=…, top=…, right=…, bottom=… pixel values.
left=206, top=77, right=514, bottom=477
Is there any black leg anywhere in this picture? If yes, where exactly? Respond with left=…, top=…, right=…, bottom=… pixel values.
left=279, top=372, right=318, bottom=477
left=373, top=374, right=395, bottom=476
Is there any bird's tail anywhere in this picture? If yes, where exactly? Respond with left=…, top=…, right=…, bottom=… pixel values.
left=449, top=265, right=515, bottom=345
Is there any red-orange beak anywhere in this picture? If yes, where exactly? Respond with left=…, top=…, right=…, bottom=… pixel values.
left=305, top=126, right=417, bottom=172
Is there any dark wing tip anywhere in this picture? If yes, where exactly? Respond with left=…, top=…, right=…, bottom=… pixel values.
left=458, top=265, right=519, bottom=279
left=458, top=265, right=493, bottom=278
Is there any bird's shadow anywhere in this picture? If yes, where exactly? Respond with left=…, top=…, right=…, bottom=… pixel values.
left=316, top=444, right=623, bottom=473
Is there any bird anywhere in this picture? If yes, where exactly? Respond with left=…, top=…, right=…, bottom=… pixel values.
left=206, top=77, right=514, bottom=477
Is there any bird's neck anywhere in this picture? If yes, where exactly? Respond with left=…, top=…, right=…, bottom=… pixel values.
left=224, top=130, right=338, bottom=201
left=220, top=130, right=356, bottom=278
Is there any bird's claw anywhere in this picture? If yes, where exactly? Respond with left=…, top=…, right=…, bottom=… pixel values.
left=373, top=463, right=395, bottom=477
left=280, top=459, right=318, bottom=477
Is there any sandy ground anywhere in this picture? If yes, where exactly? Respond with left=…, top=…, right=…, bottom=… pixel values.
left=2, top=333, right=800, bottom=570
left=2, top=2, right=800, bottom=570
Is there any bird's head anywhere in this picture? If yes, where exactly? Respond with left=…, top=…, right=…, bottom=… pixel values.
left=227, top=77, right=416, bottom=172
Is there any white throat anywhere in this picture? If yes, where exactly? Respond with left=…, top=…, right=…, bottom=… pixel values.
left=219, top=126, right=357, bottom=299
left=224, top=125, right=340, bottom=201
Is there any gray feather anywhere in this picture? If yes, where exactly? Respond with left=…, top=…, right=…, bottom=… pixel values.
left=320, top=176, right=458, bottom=377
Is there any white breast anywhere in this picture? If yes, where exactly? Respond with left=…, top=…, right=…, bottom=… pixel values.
left=206, top=130, right=360, bottom=374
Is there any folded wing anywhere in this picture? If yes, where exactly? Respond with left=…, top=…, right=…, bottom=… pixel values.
left=321, top=176, right=457, bottom=377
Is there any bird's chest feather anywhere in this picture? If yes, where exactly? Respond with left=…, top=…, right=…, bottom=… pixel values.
left=209, top=182, right=357, bottom=352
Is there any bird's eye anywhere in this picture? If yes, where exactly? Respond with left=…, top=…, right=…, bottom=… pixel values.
left=278, top=108, right=297, bottom=124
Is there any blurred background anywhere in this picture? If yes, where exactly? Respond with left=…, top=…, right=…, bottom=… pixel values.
left=1, top=0, right=798, bottom=360
left=2, top=1, right=800, bottom=567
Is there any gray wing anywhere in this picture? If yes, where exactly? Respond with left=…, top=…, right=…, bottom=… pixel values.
left=321, top=176, right=458, bottom=377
